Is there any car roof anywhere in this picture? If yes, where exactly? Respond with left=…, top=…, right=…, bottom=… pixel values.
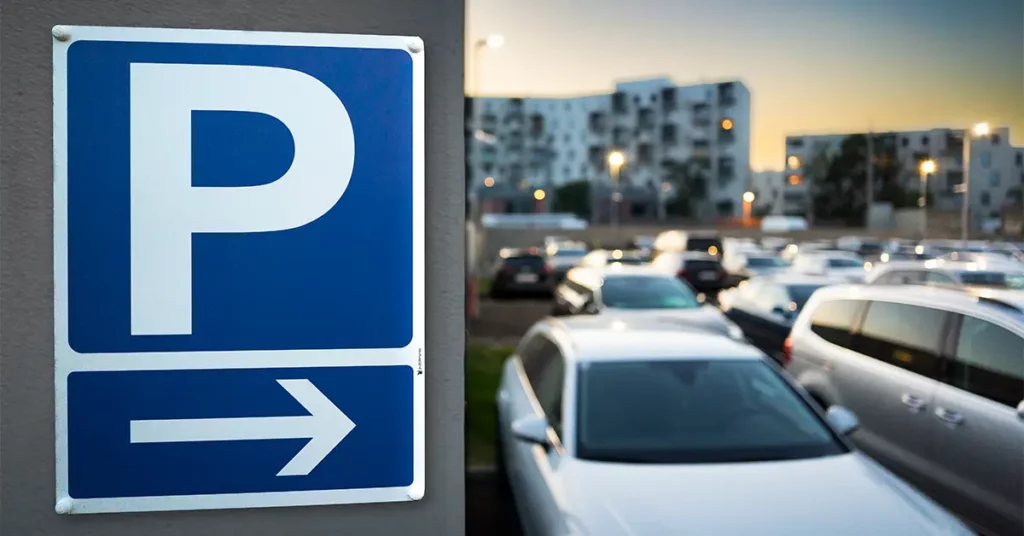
left=574, top=264, right=667, bottom=278
left=540, top=316, right=765, bottom=363
left=805, top=284, right=1024, bottom=325
left=757, top=273, right=848, bottom=286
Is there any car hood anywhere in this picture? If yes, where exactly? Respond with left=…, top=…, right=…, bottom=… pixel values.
left=559, top=453, right=970, bottom=536
left=599, top=307, right=734, bottom=337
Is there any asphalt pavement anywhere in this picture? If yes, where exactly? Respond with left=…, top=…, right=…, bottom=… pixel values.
left=467, top=468, right=523, bottom=535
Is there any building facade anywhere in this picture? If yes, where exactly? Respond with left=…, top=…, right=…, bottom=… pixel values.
left=781, top=127, right=1024, bottom=230
left=466, top=78, right=752, bottom=221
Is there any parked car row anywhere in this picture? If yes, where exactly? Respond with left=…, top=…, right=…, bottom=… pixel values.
left=488, top=231, right=1024, bottom=535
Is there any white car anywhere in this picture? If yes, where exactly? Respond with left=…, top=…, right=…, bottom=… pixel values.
left=790, top=251, right=868, bottom=282
left=495, top=317, right=973, bottom=536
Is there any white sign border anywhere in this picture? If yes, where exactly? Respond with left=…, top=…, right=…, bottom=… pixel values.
left=52, top=25, right=426, bottom=514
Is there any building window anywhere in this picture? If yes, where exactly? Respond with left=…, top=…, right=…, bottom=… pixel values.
left=945, top=170, right=963, bottom=193
left=693, top=139, right=710, bottom=150
left=901, top=137, right=909, bottom=148
left=981, top=191, right=991, bottom=206
left=563, top=166, right=570, bottom=178
left=716, top=200, right=735, bottom=216
left=992, top=133, right=1002, bottom=145
left=980, top=152, right=992, bottom=169
left=787, top=138, right=805, bottom=148
left=661, top=87, right=677, bottom=112
left=1016, top=152, right=1023, bottom=167
left=661, top=124, right=677, bottom=144
left=921, top=135, right=929, bottom=146
left=787, top=156, right=801, bottom=170
left=719, top=156, right=735, bottom=180
left=638, top=108, right=655, bottom=130
left=990, top=171, right=1001, bottom=187
left=718, top=82, right=736, bottom=107
left=613, top=126, right=629, bottom=146
left=638, top=143, right=654, bottom=165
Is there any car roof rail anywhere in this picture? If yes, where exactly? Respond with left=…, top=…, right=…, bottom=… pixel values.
left=976, top=296, right=1024, bottom=314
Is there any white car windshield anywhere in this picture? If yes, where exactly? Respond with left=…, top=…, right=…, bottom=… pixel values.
left=827, top=258, right=863, bottom=268
left=600, top=276, right=701, bottom=309
left=575, top=360, right=847, bottom=463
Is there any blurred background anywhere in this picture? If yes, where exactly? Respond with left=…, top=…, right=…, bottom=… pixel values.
left=463, top=1, right=1024, bottom=535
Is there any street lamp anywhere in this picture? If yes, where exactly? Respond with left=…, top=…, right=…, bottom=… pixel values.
left=607, top=150, right=626, bottom=231
left=961, top=122, right=991, bottom=243
left=533, top=188, right=546, bottom=201
left=742, top=191, right=756, bottom=226
left=918, top=159, right=937, bottom=238
left=471, top=34, right=504, bottom=96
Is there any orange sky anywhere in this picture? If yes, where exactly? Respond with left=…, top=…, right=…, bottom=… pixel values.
left=466, top=0, right=1024, bottom=171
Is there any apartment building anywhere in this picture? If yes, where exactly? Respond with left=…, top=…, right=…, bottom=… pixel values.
left=466, top=77, right=751, bottom=220
left=781, top=128, right=1024, bottom=230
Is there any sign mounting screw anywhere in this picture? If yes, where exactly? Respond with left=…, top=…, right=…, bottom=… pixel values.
left=52, top=25, right=72, bottom=42
left=407, top=37, right=423, bottom=54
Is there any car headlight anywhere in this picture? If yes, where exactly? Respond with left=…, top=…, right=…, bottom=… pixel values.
left=726, top=321, right=745, bottom=341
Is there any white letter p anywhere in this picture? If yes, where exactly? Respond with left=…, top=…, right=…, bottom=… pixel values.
left=129, top=63, right=355, bottom=336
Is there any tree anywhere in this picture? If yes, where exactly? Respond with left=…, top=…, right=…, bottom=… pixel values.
left=553, top=180, right=591, bottom=218
left=661, top=157, right=709, bottom=217
left=811, top=134, right=907, bottom=224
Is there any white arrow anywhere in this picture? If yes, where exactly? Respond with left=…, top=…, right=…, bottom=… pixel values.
left=130, top=379, right=356, bottom=477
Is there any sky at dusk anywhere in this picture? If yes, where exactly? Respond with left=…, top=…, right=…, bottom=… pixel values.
left=466, top=0, right=1024, bottom=171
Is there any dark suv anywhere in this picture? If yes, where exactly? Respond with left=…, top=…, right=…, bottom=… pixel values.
left=650, top=251, right=727, bottom=293
left=488, top=249, right=552, bottom=299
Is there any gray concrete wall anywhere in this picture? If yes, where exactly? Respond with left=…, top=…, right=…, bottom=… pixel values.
left=0, top=1, right=465, bottom=534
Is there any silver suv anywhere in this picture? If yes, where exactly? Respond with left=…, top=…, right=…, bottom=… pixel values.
left=785, top=284, right=1023, bottom=536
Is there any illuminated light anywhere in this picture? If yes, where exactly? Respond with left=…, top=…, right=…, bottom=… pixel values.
left=518, top=179, right=530, bottom=190
left=787, top=174, right=801, bottom=185
left=924, top=259, right=938, bottom=269
left=533, top=189, right=546, bottom=201
left=919, top=159, right=937, bottom=175
left=915, top=245, right=924, bottom=254
left=787, top=301, right=798, bottom=312
left=612, top=249, right=623, bottom=259
left=786, top=244, right=798, bottom=254
left=880, top=253, right=890, bottom=263
left=966, top=262, right=979, bottom=271
left=721, top=119, right=734, bottom=131
left=787, top=156, right=801, bottom=169
left=742, top=191, right=755, bottom=203
left=485, top=34, right=505, bottom=48
left=483, top=176, right=495, bottom=187
left=972, top=122, right=991, bottom=137
left=662, top=182, right=672, bottom=193
left=607, top=150, right=626, bottom=168
left=610, top=320, right=628, bottom=331
left=738, top=280, right=748, bottom=288
left=864, top=262, right=873, bottom=270
left=708, top=245, right=719, bottom=256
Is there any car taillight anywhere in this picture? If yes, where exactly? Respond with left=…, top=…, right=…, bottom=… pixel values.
left=676, top=269, right=688, bottom=278
left=782, top=337, right=793, bottom=366
left=542, top=263, right=552, bottom=274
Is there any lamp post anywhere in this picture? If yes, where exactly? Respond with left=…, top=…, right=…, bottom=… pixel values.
left=533, top=188, right=546, bottom=213
left=918, top=159, right=936, bottom=239
left=961, top=122, right=991, bottom=244
left=607, top=150, right=626, bottom=232
left=742, top=191, right=755, bottom=226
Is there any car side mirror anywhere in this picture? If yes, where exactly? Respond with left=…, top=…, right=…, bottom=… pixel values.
left=825, top=405, right=859, bottom=436
left=511, top=415, right=550, bottom=446
left=583, top=302, right=600, bottom=315
left=771, top=306, right=793, bottom=320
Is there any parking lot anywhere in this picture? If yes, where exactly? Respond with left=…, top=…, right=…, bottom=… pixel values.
left=469, top=235, right=1024, bottom=535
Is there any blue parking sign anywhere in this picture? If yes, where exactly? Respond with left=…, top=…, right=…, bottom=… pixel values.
left=53, top=26, right=425, bottom=514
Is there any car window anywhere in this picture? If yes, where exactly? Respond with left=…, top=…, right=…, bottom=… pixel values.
left=575, top=359, right=846, bottom=463
left=827, top=258, right=863, bottom=268
left=925, top=271, right=957, bottom=285
left=949, top=316, right=1024, bottom=407
left=532, top=351, right=566, bottom=438
left=600, top=275, right=700, bottom=310
left=747, top=257, right=786, bottom=268
left=519, top=335, right=560, bottom=388
left=854, top=301, right=948, bottom=379
left=809, top=299, right=862, bottom=348
left=958, top=271, right=1010, bottom=288
left=786, top=284, right=824, bottom=312
left=553, top=249, right=588, bottom=257
left=504, top=256, right=546, bottom=270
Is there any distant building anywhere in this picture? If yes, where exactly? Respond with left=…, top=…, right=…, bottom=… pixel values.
left=782, top=128, right=1024, bottom=230
left=466, top=78, right=752, bottom=222
left=749, top=170, right=785, bottom=215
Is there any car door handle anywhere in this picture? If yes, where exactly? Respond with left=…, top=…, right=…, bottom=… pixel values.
left=934, top=407, right=965, bottom=426
left=900, top=393, right=927, bottom=412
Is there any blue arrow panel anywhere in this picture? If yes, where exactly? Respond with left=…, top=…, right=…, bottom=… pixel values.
left=67, top=366, right=414, bottom=499
left=65, top=41, right=413, bottom=353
